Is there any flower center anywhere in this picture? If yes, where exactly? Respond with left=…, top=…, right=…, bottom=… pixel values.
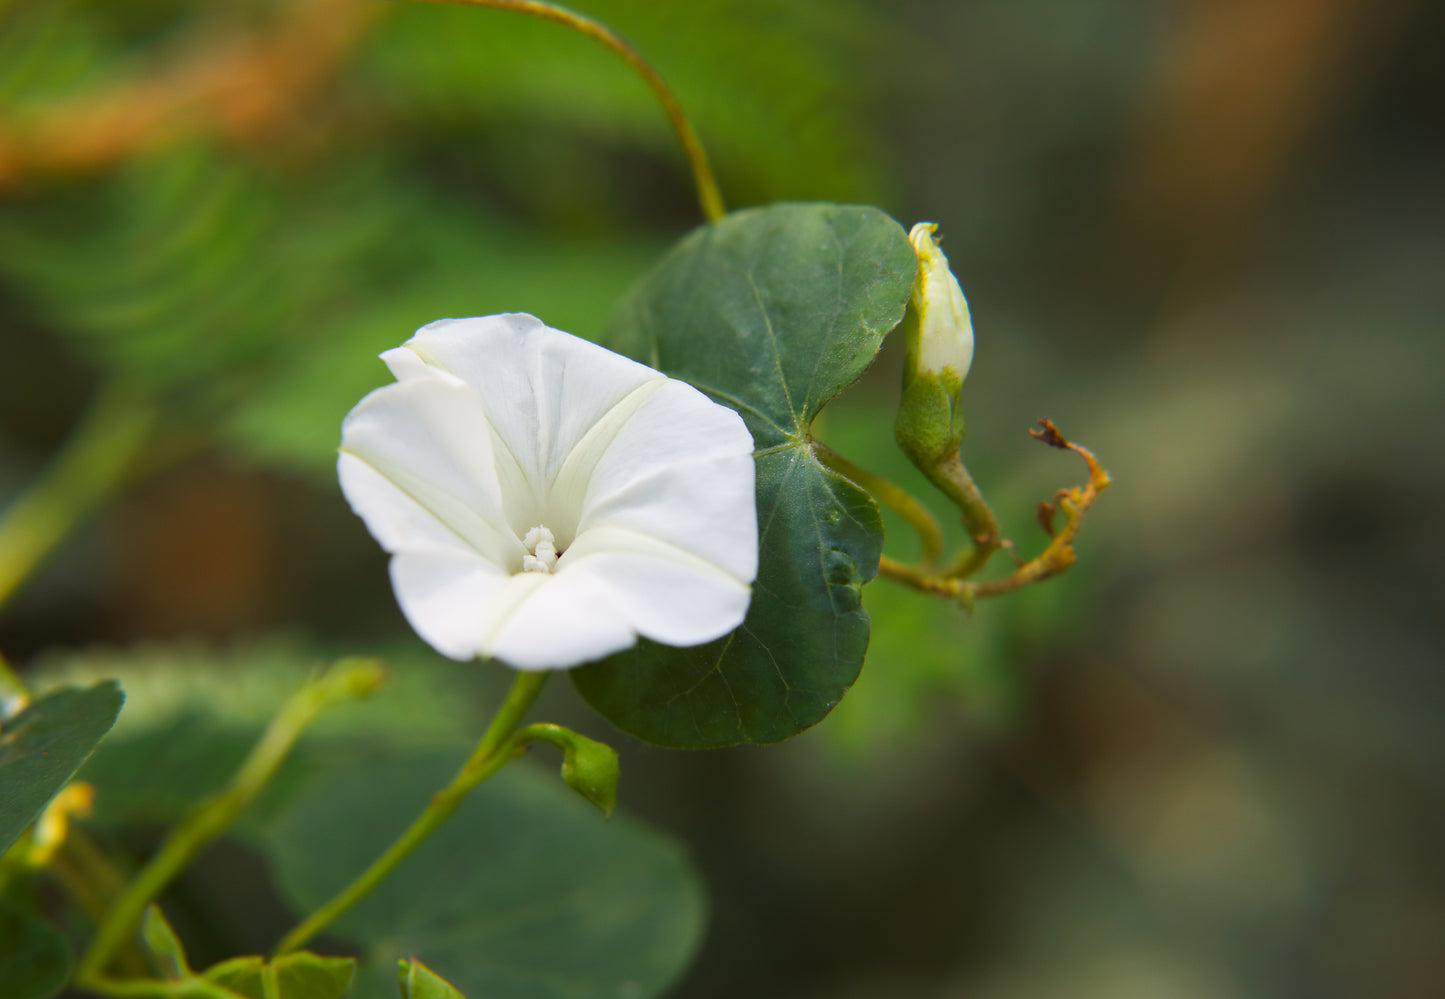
left=521, top=525, right=559, bottom=574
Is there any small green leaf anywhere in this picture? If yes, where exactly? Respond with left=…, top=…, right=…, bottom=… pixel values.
left=397, top=959, right=465, bottom=999
left=0, top=681, right=123, bottom=852
left=142, top=905, right=190, bottom=978
left=264, top=756, right=704, bottom=999
left=574, top=202, right=916, bottom=747
left=204, top=953, right=355, bottom=999
left=0, top=902, right=71, bottom=999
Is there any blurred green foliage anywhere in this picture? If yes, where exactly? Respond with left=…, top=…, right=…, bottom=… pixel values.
left=2, top=0, right=1442, bottom=997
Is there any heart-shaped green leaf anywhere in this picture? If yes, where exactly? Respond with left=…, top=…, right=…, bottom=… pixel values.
left=572, top=202, right=915, bottom=747
left=262, top=756, right=704, bottom=999
left=0, top=681, right=123, bottom=852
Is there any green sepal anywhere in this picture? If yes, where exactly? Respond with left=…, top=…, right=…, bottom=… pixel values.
left=518, top=723, right=619, bottom=817
left=894, top=368, right=964, bottom=466
left=397, top=958, right=466, bottom=999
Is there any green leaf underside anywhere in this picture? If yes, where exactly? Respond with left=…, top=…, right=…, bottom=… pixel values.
left=0, top=681, right=124, bottom=853
left=205, top=953, right=356, bottom=999
left=573, top=203, right=915, bottom=747
left=263, top=756, right=704, bottom=999
left=0, top=902, right=71, bottom=999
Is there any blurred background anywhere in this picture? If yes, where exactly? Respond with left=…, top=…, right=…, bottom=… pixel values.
left=2, top=0, right=1441, bottom=996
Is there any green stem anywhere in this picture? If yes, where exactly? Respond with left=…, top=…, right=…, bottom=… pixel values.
left=75, top=661, right=384, bottom=983
left=271, top=669, right=550, bottom=957
left=813, top=442, right=944, bottom=566
left=415, top=0, right=725, bottom=221
left=0, top=383, right=156, bottom=617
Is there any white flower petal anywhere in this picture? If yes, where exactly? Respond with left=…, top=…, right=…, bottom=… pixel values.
left=396, top=314, right=666, bottom=488
left=575, top=379, right=758, bottom=581
left=338, top=377, right=521, bottom=567
left=483, top=566, right=638, bottom=670
left=379, top=344, right=448, bottom=384
left=561, top=526, right=753, bottom=648
left=388, top=549, right=513, bottom=661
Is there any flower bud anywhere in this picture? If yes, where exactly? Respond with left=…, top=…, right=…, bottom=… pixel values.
left=895, top=222, right=974, bottom=464
left=908, top=222, right=974, bottom=384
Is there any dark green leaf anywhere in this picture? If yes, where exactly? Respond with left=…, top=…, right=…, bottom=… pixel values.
left=263, top=755, right=705, bottom=999
left=573, top=202, right=915, bottom=746
left=397, top=959, right=465, bottom=999
left=0, top=681, right=123, bottom=852
left=0, top=902, right=71, bottom=999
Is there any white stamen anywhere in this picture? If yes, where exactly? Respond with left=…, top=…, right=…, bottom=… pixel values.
left=521, top=525, right=558, bottom=574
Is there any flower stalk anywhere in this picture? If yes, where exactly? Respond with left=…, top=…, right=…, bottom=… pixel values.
left=273, top=668, right=550, bottom=957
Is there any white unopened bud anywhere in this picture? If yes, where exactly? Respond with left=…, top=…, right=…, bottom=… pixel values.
left=895, top=222, right=975, bottom=464
left=907, top=222, right=973, bottom=388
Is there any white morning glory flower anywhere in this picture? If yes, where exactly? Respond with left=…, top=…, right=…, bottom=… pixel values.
left=338, top=313, right=758, bottom=671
